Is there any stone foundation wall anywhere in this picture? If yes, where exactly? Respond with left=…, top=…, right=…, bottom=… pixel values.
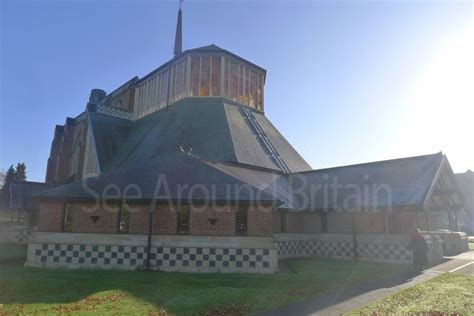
left=0, top=229, right=32, bottom=244
left=26, top=232, right=277, bottom=273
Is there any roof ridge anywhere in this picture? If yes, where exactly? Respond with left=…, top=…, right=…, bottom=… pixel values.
left=294, top=152, right=444, bottom=175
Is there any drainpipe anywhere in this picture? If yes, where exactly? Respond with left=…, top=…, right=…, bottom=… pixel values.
left=351, top=212, right=359, bottom=260
left=145, top=207, right=154, bottom=269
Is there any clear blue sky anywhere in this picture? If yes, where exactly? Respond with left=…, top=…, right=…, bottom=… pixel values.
left=1, top=0, right=473, bottom=182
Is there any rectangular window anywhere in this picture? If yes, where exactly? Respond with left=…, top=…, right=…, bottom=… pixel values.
left=63, top=204, right=73, bottom=232
left=238, top=64, right=244, bottom=103
left=175, top=60, right=185, bottom=102
left=243, top=68, right=250, bottom=105
left=211, top=56, right=221, bottom=96
left=200, top=57, right=211, bottom=96
left=236, top=205, right=248, bottom=236
left=257, top=74, right=264, bottom=110
left=230, top=61, right=238, bottom=101
left=190, top=57, right=200, bottom=97
left=224, top=58, right=229, bottom=97
left=178, top=205, right=190, bottom=234
left=249, top=71, right=257, bottom=108
left=321, top=212, right=328, bottom=233
left=119, top=204, right=130, bottom=234
left=280, top=213, right=286, bottom=233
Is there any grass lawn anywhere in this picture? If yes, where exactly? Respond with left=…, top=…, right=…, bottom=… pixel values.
left=469, top=242, right=474, bottom=251
left=346, top=273, right=474, bottom=315
left=0, top=243, right=408, bottom=315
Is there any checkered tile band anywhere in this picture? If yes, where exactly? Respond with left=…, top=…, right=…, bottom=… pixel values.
left=357, top=242, right=412, bottom=263
left=28, top=243, right=274, bottom=272
left=277, top=240, right=354, bottom=260
left=15, top=230, right=31, bottom=243
left=97, top=105, right=135, bottom=120
left=277, top=236, right=444, bottom=264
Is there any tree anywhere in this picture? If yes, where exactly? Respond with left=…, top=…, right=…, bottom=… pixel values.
left=0, top=170, right=5, bottom=188
left=15, top=163, right=26, bottom=182
left=1, top=165, right=16, bottom=207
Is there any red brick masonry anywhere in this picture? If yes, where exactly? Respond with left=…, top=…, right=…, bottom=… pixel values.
left=38, top=201, right=274, bottom=237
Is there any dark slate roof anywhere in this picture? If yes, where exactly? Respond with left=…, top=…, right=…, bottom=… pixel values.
left=35, top=153, right=280, bottom=204
left=207, top=161, right=291, bottom=205
left=89, top=113, right=132, bottom=171
left=455, top=170, right=474, bottom=210
left=10, top=181, right=56, bottom=210
left=91, top=98, right=311, bottom=173
left=285, top=153, right=446, bottom=211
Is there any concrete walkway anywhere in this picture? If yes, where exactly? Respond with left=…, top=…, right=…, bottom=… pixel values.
left=257, top=252, right=474, bottom=316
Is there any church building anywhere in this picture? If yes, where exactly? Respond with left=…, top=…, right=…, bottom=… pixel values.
left=26, top=5, right=466, bottom=273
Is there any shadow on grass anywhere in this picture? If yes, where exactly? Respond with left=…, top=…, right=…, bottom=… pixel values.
left=0, top=244, right=415, bottom=315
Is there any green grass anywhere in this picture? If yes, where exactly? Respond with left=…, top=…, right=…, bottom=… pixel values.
left=0, top=243, right=406, bottom=315
left=346, top=273, right=474, bottom=315
left=469, top=242, right=474, bottom=251
left=0, top=243, right=27, bottom=262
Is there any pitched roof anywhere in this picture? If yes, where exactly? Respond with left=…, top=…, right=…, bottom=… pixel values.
left=88, top=113, right=132, bottom=171
left=89, top=98, right=311, bottom=173
left=9, top=181, right=56, bottom=210
left=35, top=153, right=281, bottom=204
left=285, top=153, right=446, bottom=211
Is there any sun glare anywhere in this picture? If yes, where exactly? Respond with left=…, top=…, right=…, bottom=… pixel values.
left=401, top=24, right=474, bottom=171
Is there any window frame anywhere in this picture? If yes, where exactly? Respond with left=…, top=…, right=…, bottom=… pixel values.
left=177, top=205, right=190, bottom=235
left=62, top=203, right=73, bottom=232
left=235, top=204, right=248, bottom=236
left=118, top=204, right=131, bottom=234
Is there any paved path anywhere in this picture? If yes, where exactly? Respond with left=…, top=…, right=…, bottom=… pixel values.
left=256, top=252, right=474, bottom=316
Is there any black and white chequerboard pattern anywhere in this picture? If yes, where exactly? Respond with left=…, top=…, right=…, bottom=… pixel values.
left=15, top=230, right=31, bottom=243
left=277, top=236, right=444, bottom=264
left=357, top=242, right=412, bottom=263
left=425, top=235, right=444, bottom=263
left=277, top=240, right=354, bottom=259
left=97, top=105, right=135, bottom=120
left=29, top=243, right=274, bottom=272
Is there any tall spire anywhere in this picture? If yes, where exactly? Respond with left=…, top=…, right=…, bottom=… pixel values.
left=173, top=0, right=183, bottom=57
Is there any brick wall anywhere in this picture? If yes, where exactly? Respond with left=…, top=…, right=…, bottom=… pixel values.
left=38, top=201, right=274, bottom=237
left=280, top=213, right=322, bottom=233
left=128, top=204, right=149, bottom=234
left=248, top=204, right=273, bottom=237
left=38, top=201, right=64, bottom=232
left=45, top=119, right=87, bottom=184
left=390, top=210, right=418, bottom=234
left=71, top=203, right=120, bottom=234
left=354, top=212, right=384, bottom=234
left=327, top=213, right=353, bottom=234
left=189, top=204, right=235, bottom=236
left=155, top=204, right=178, bottom=235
